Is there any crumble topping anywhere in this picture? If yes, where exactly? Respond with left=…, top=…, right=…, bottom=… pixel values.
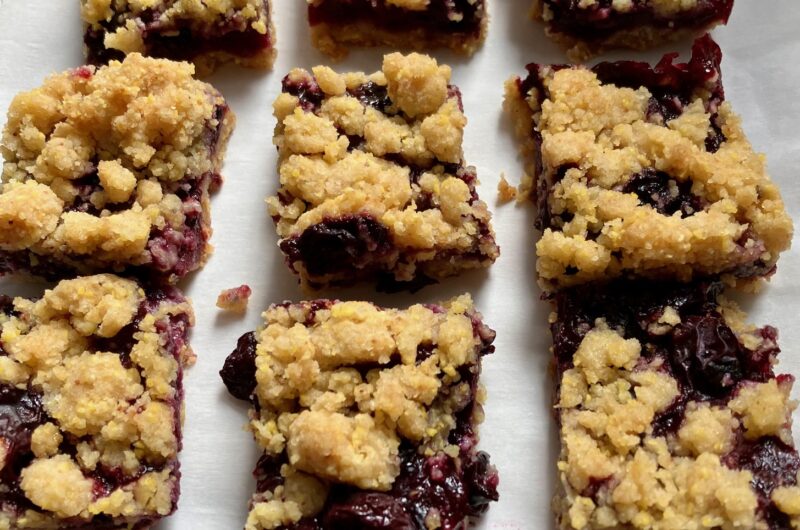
left=82, top=0, right=269, bottom=33
left=0, top=53, right=234, bottom=279
left=0, top=274, right=193, bottom=528
left=552, top=283, right=800, bottom=530
left=533, top=0, right=734, bottom=60
left=217, top=285, right=252, bottom=313
left=80, top=0, right=275, bottom=74
left=506, top=44, right=792, bottom=291
left=224, top=295, right=497, bottom=528
left=306, top=0, right=487, bottom=59
left=269, top=53, right=498, bottom=289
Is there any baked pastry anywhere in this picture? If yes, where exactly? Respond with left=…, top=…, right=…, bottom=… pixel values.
left=306, top=0, right=487, bottom=59
left=81, top=0, right=276, bottom=75
left=0, top=53, right=235, bottom=283
left=0, top=274, right=194, bottom=529
left=269, top=52, right=499, bottom=291
left=531, top=0, right=734, bottom=60
left=551, top=280, right=800, bottom=530
left=220, top=295, right=499, bottom=529
left=504, top=36, right=792, bottom=292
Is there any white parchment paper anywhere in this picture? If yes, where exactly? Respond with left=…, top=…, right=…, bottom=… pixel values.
left=0, top=1, right=799, bottom=528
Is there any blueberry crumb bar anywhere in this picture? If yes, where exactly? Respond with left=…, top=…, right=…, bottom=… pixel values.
left=220, top=295, right=499, bottom=529
left=532, top=0, right=734, bottom=61
left=551, top=280, right=800, bottom=530
left=306, top=0, right=487, bottom=60
left=504, top=36, right=792, bottom=292
left=81, top=0, right=276, bottom=75
left=0, top=274, right=193, bottom=529
left=0, top=53, right=235, bottom=283
left=269, top=52, right=499, bottom=291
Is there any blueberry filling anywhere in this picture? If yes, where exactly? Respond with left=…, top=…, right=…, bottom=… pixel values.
left=307, top=0, right=485, bottom=38
left=282, top=74, right=325, bottom=112
left=522, top=37, right=727, bottom=234
left=84, top=1, right=273, bottom=65
left=621, top=168, right=704, bottom=217
left=279, top=215, right=395, bottom=278
left=723, top=436, right=800, bottom=529
left=553, top=281, right=778, bottom=429
left=347, top=81, right=392, bottom=113
left=224, top=303, right=498, bottom=529
left=0, top=290, right=187, bottom=523
left=146, top=172, right=213, bottom=278
left=591, top=35, right=725, bottom=117
left=220, top=331, right=258, bottom=401
left=541, top=0, right=734, bottom=42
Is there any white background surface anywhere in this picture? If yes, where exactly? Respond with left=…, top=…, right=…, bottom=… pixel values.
left=0, top=1, right=799, bottom=529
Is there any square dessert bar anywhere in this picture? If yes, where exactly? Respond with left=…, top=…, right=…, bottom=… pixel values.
left=220, top=295, right=499, bottom=529
left=550, top=280, right=800, bottom=530
left=307, top=0, right=487, bottom=59
left=0, top=53, right=235, bottom=283
left=81, top=0, right=276, bottom=75
left=0, top=274, right=194, bottom=529
left=505, top=36, right=792, bottom=292
left=269, top=53, right=499, bottom=291
left=532, top=0, right=734, bottom=60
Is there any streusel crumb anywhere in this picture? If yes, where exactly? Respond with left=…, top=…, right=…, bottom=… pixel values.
left=0, top=53, right=235, bottom=282
left=0, top=274, right=194, bottom=528
left=551, top=281, right=800, bottom=530
left=270, top=53, right=498, bottom=290
left=532, top=0, right=733, bottom=60
left=217, top=285, right=252, bottom=313
left=505, top=36, right=792, bottom=291
left=221, top=295, right=499, bottom=528
left=306, top=0, right=487, bottom=59
left=81, top=0, right=277, bottom=75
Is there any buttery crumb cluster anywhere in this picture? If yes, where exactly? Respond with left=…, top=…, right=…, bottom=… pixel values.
left=306, top=0, right=487, bottom=59
left=505, top=36, right=792, bottom=291
left=532, top=0, right=734, bottom=60
left=269, top=52, right=498, bottom=290
left=0, top=53, right=235, bottom=282
left=220, top=295, right=499, bottom=529
left=0, top=274, right=194, bottom=529
left=551, top=282, right=800, bottom=530
left=81, top=0, right=276, bottom=74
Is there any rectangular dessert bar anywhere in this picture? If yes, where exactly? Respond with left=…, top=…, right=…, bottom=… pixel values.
left=0, top=274, right=194, bottom=529
left=0, top=53, right=235, bottom=283
left=269, top=52, right=499, bottom=291
left=219, top=295, right=499, bottom=529
left=81, top=0, right=276, bottom=75
left=550, top=280, right=800, bottom=530
left=307, top=0, right=487, bottom=59
left=532, top=0, right=734, bottom=60
left=504, top=36, right=792, bottom=292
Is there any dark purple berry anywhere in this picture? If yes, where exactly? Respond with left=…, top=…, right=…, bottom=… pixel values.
left=323, top=492, right=414, bottom=529
left=220, top=332, right=258, bottom=401
left=621, top=168, right=704, bottom=217
left=348, top=82, right=392, bottom=113
left=280, top=216, right=394, bottom=277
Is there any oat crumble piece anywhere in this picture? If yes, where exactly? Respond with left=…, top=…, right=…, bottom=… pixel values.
left=269, top=53, right=499, bottom=291
left=531, top=0, right=734, bottom=60
left=217, top=284, right=252, bottom=313
left=0, top=274, right=194, bottom=529
left=504, top=36, right=792, bottom=292
left=550, top=280, right=800, bottom=530
left=220, top=295, right=499, bottom=529
left=81, top=0, right=276, bottom=75
left=0, top=53, right=235, bottom=283
left=306, top=0, right=487, bottom=59
left=497, top=175, right=518, bottom=203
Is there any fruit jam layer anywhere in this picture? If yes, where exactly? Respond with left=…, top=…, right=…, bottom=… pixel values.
left=308, top=0, right=484, bottom=37
left=541, top=0, right=734, bottom=41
